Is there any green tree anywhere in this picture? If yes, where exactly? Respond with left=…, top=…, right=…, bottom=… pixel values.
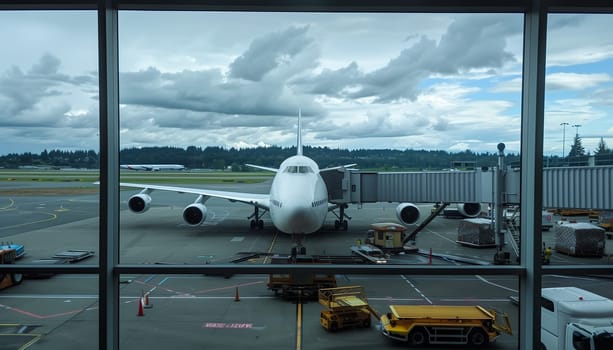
left=595, top=137, right=611, bottom=155
left=568, top=134, right=585, bottom=157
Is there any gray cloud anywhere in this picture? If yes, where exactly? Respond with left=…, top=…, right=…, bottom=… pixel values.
left=0, top=54, right=97, bottom=127
left=301, top=15, right=519, bottom=103
left=311, top=111, right=425, bottom=141
left=120, top=66, right=314, bottom=118
left=229, top=26, right=314, bottom=81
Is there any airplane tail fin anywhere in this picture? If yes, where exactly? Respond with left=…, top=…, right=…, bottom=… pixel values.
left=297, top=108, right=303, bottom=156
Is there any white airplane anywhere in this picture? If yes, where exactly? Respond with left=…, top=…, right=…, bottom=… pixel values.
left=120, top=113, right=356, bottom=253
left=121, top=164, right=186, bottom=171
left=120, top=113, right=482, bottom=253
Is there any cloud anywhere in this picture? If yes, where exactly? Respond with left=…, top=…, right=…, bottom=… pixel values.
left=0, top=54, right=97, bottom=126
left=493, top=73, right=612, bottom=93
left=491, top=77, right=522, bottom=93
left=229, top=26, right=315, bottom=81
left=546, top=73, right=611, bottom=90
left=302, top=15, right=520, bottom=102
left=4, top=12, right=612, bottom=156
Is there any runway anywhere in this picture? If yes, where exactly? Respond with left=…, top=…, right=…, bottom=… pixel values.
left=1, top=179, right=612, bottom=349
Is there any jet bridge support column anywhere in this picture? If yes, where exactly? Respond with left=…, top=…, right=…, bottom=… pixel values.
left=494, top=143, right=508, bottom=264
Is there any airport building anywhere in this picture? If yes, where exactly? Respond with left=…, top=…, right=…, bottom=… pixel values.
left=1, top=1, right=613, bottom=350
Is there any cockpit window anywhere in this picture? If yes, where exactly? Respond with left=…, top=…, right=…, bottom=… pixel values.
left=284, top=165, right=313, bottom=173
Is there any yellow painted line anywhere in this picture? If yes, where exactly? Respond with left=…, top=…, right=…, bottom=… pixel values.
left=18, top=334, right=42, bottom=350
left=0, top=334, right=42, bottom=350
left=296, top=301, right=302, bottom=350
left=0, top=212, right=57, bottom=231
left=263, top=230, right=279, bottom=264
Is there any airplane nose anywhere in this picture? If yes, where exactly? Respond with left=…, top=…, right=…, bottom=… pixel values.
left=281, top=202, right=318, bottom=233
left=287, top=207, right=311, bottom=227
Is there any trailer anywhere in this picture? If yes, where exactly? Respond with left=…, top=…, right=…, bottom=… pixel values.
left=318, top=286, right=380, bottom=332
left=380, top=304, right=512, bottom=347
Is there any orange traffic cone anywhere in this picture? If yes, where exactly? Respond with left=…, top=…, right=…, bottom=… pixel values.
left=137, top=298, right=144, bottom=316
left=234, top=287, right=240, bottom=302
left=144, top=292, right=153, bottom=309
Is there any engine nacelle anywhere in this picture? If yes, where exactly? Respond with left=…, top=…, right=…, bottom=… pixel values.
left=456, top=202, right=482, bottom=218
left=128, top=194, right=152, bottom=213
left=396, top=203, right=420, bottom=225
left=182, top=203, right=208, bottom=226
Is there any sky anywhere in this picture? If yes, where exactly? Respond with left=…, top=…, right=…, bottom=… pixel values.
left=0, top=11, right=612, bottom=157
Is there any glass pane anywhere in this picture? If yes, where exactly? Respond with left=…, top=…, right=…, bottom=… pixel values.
left=0, top=275, right=99, bottom=349
left=117, top=11, right=523, bottom=265
left=542, top=13, right=613, bottom=266
left=0, top=11, right=99, bottom=263
left=120, top=273, right=519, bottom=349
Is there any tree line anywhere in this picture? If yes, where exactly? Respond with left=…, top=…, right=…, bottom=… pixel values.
left=1, top=146, right=517, bottom=170
left=1, top=136, right=611, bottom=170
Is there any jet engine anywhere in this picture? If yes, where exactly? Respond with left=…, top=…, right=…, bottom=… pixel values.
left=128, top=194, right=152, bottom=213
left=182, top=203, right=208, bottom=226
left=396, top=203, right=420, bottom=225
left=456, top=202, right=482, bottom=218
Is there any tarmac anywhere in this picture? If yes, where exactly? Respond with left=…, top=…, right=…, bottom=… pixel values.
left=1, top=179, right=613, bottom=349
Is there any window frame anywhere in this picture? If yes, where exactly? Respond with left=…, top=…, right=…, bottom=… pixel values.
left=1, top=1, right=612, bottom=350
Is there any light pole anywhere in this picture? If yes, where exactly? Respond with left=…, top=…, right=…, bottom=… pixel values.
left=572, top=124, right=581, bottom=137
left=560, top=122, right=569, bottom=158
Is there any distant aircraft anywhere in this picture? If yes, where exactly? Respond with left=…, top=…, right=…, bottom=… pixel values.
left=120, top=164, right=186, bottom=171
left=119, top=112, right=481, bottom=253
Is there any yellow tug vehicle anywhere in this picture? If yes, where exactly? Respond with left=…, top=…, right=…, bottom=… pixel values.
left=380, top=304, right=512, bottom=347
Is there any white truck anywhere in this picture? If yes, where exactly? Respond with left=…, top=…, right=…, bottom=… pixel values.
left=541, top=287, right=613, bottom=350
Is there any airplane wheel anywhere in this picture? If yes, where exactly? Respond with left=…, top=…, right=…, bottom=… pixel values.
left=300, top=247, right=306, bottom=255
left=341, top=220, right=348, bottom=231
left=257, top=220, right=264, bottom=230
left=334, top=220, right=340, bottom=230
left=291, top=247, right=297, bottom=257
left=250, top=220, right=256, bottom=230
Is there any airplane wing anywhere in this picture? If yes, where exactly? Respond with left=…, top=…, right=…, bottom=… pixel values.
left=119, top=182, right=270, bottom=209
left=320, top=164, right=357, bottom=172
left=245, top=164, right=278, bottom=173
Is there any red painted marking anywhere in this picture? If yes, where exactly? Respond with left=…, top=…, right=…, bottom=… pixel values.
left=0, top=303, right=84, bottom=319
left=203, top=322, right=253, bottom=329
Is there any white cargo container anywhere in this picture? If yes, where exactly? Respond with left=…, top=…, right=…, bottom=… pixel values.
left=554, top=222, right=605, bottom=256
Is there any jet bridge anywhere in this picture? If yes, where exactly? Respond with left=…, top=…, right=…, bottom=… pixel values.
left=323, top=165, right=613, bottom=210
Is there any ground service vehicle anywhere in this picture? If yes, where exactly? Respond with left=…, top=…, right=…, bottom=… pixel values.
left=541, top=287, right=613, bottom=350
left=319, top=286, right=379, bottom=331
left=267, top=255, right=336, bottom=298
left=0, top=248, right=23, bottom=290
left=380, top=304, right=512, bottom=347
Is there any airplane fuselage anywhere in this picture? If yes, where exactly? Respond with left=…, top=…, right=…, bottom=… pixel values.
left=268, top=155, right=328, bottom=234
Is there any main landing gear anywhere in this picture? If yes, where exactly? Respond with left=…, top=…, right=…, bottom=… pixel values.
left=333, top=204, right=350, bottom=231
left=248, top=206, right=267, bottom=230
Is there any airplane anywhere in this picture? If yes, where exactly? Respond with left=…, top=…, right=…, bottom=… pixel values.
left=120, top=164, right=186, bottom=171
left=119, top=113, right=482, bottom=254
